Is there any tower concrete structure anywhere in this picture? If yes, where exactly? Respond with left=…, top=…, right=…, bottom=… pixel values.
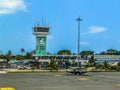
left=33, top=24, right=50, bottom=55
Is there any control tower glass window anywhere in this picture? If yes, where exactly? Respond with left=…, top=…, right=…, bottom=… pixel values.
left=34, top=28, right=49, bottom=32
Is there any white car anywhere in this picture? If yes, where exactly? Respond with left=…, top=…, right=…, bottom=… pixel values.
left=66, top=67, right=87, bottom=75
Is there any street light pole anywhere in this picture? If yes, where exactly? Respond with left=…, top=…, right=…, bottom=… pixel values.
left=76, top=17, right=82, bottom=67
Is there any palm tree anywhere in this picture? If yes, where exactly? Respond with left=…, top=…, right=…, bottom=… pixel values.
left=20, top=48, right=25, bottom=55
left=47, top=59, right=58, bottom=71
left=5, top=50, right=12, bottom=62
left=8, top=50, right=12, bottom=56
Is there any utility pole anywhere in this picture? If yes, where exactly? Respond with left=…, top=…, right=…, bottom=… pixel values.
left=76, top=17, right=82, bottom=67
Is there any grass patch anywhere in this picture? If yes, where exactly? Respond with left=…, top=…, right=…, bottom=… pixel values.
left=89, top=70, right=120, bottom=72
left=7, top=70, right=66, bottom=73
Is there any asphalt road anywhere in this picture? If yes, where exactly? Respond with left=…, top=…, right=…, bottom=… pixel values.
left=0, top=72, right=120, bottom=90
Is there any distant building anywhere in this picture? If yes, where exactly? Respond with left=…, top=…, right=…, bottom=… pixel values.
left=0, top=59, right=7, bottom=68
left=94, top=55, right=120, bottom=62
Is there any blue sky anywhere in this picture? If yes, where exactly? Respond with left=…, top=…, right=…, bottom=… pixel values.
left=0, top=0, right=120, bottom=55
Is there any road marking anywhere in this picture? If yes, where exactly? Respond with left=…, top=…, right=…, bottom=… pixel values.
left=116, top=84, right=120, bottom=86
left=79, top=78, right=88, bottom=80
left=55, top=74, right=62, bottom=76
left=0, top=87, right=15, bottom=90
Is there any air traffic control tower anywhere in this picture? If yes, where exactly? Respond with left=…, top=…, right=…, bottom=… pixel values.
left=33, top=24, right=50, bottom=55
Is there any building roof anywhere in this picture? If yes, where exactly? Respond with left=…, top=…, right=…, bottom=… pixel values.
left=0, top=59, right=7, bottom=62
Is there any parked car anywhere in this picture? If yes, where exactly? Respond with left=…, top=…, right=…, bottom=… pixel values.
left=66, top=67, right=87, bottom=75
left=17, top=65, right=31, bottom=70
left=24, top=66, right=31, bottom=70
left=17, top=66, right=25, bottom=70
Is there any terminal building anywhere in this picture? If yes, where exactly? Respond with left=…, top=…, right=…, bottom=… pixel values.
left=32, top=24, right=89, bottom=69
left=32, top=24, right=120, bottom=69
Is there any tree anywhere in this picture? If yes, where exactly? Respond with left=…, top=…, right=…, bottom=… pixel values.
left=100, top=48, right=120, bottom=55
left=89, top=55, right=96, bottom=66
left=25, top=52, right=32, bottom=59
left=106, top=48, right=118, bottom=55
left=11, top=55, right=16, bottom=60
left=47, top=59, right=58, bottom=71
left=57, top=49, right=71, bottom=55
left=103, top=61, right=110, bottom=71
left=31, top=66, right=36, bottom=72
left=116, top=62, right=120, bottom=71
left=5, top=50, right=12, bottom=62
left=20, top=48, right=25, bottom=55
left=95, top=63, right=103, bottom=70
left=99, top=51, right=106, bottom=55
left=80, top=50, right=94, bottom=55
left=15, top=55, right=23, bottom=60
left=0, top=54, right=5, bottom=59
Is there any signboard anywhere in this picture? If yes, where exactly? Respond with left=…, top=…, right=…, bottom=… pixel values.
left=36, top=37, right=46, bottom=55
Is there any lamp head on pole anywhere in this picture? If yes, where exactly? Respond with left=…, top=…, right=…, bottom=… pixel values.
left=76, top=17, right=82, bottom=21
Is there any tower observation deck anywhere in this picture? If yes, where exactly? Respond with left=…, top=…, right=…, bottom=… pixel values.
left=33, top=25, right=50, bottom=55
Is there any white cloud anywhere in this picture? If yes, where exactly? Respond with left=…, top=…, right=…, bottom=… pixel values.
left=80, top=41, right=89, bottom=45
left=0, top=0, right=27, bottom=14
left=88, top=26, right=107, bottom=34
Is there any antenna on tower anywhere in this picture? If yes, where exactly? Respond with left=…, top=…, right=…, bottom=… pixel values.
left=44, top=17, right=46, bottom=26
left=42, top=15, right=44, bottom=26
left=41, top=15, right=47, bottom=26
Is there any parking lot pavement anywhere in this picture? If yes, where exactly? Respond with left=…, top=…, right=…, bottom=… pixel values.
left=0, top=72, right=120, bottom=90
